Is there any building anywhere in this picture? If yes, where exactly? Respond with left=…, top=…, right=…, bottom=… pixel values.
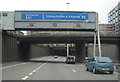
left=0, top=13, right=1, bottom=28
left=99, top=24, right=113, bottom=34
left=108, top=1, right=120, bottom=33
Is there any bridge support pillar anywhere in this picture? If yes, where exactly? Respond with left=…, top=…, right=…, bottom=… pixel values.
left=118, top=42, right=120, bottom=63
left=18, top=42, right=31, bottom=61
left=75, top=42, right=86, bottom=63
left=0, top=30, right=1, bottom=82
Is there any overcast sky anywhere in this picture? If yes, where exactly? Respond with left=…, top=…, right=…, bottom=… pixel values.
left=0, top=0, right=119, bottom=23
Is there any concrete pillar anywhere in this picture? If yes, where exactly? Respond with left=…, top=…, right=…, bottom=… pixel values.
left=5, top=35, right=8, bottom=62
left=18, top=42, right=31, bottom=61
left=2, top=33, right=5, bottom=63
left=118, top=42, right=120, bottom=63
left=75, top=42, right=86, bottom=63
left=0, top=31, right=2, bottom=64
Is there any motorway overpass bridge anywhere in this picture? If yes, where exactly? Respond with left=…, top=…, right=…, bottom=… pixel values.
left=1, top=11, right=120, bottom=63
left=2, top=31, right=120, bottom=63
left=18, top=32, right=120, bottom=44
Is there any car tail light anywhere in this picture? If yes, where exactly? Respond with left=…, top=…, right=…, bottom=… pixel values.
left=118, top=65, right=120, bottom=67
left=96, top=57, right=98, bottom=63
left=95, top=66, right=98, bottom=68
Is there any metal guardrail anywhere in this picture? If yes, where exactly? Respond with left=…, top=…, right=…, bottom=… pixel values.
left=21, top=32, right=120, bottom=38
left=2, top=31, right=120, bottom=39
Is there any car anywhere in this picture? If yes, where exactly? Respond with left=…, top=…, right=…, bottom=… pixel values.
left=54, top=56, right=58, bottom=58
left=85, top=57, right=91, bottom=63
left=66, top=56, right=75, bottom=64
left=86, top=57, right=114, bottom=74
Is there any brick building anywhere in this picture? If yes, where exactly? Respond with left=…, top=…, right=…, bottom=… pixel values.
left=108, top=1, right=120, bottom=33
left=99, top=24, right=113, bottom=33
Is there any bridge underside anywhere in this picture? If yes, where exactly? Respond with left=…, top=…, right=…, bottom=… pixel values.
left=2, top=31, right=120, bottom=63
left=19, top=32, right=120, bottom=44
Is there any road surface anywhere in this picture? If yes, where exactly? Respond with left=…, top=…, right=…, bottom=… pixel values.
left=2, top=56, right=119, bottom=80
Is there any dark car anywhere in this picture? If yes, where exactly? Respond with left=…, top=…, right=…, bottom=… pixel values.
left=86, top=57, right=114, bottom=74
left=66, top=56, right=75, bottom=64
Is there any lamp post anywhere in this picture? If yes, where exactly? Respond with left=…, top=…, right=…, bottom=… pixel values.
left=66, top=2, right=70, bottom=57
left=66, top=2, right=70, bottom=11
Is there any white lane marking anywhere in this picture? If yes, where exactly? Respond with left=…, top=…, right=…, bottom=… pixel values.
left=28, top=73, right=33, bottom=76
left=22, top=76, right=29, bottom=80
left=21, top=58, right=51, bottom=80
left=1, top=56, right=51, bottom=70
left=1, top=62, right=30, bottom=69
left=72, top=69, right=76, bottom=72
left=33, top=70, right=37, bottom=73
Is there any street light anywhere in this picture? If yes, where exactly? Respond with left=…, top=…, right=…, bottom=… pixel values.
left=66, top=1, right=70, bottom=35
left=66, top=2, right=70, bottom=5
left=66, top=2, right=70, bottom=11
left=66, top=2, right=70, bottom=57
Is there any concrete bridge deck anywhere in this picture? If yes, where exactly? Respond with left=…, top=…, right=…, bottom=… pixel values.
left=18, top=32, right=120, bottom=44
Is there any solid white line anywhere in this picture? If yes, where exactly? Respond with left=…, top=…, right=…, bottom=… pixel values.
left=72, top=69, right=76, bottom=72
left=1, top=62, right=30, bottom=69
left=1, top=56, right=51, bottom=70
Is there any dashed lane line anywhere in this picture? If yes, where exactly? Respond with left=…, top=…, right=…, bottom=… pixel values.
left=33, top=70, right=37, bottom=73
left=22, top=76, right=29, bottom=80
left=28, top=73, right=33, bottom=76
left=21, top=58, right=51, bottom=80
left=72, top=69, right=76, bottom=72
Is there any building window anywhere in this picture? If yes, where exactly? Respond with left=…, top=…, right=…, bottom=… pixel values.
left=3, top=13, right=7, bottom=16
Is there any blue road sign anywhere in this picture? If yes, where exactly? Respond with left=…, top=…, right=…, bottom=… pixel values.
left=22, top=13, right=43, bottom=20
left=44, top=13, right=89, bottom=20
left=22, top=13, right=89, bottom=21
